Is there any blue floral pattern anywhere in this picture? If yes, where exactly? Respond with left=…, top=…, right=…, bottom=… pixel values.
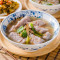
left=3, top=25, right=7, bottom=32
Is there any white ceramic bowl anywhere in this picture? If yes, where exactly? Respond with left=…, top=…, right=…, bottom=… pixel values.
left=1, top=10, right=59, bottom=52
left=0, top=0, right=22, bottom=19
left=30, top=0, right=60, bottom=14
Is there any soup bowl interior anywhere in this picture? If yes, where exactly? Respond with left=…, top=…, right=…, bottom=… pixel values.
left=1, top=10, right=59, bottom=52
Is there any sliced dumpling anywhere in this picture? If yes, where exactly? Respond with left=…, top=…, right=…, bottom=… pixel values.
left=33, top=20, right=46, bottom=26
left=30, top=33, right=44, bottom=44
left=43, top=32, right=52, bottom=40
left=34, top=26, right=48, bottom=33
left=8, top=32, right=25, bottom=43
left=15, top=16, right=31, bottom=28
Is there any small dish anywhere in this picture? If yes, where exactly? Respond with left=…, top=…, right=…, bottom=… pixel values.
left=0, top=0, right=22, bottom=19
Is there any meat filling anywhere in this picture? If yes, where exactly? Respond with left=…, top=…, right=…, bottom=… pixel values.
left=8, top=32, right=26, bottom=43
left=30, top=33, right=44, bottom=44
left=43, top=32, right=52, bottom=40
left=34, top=26, right=48, bottom=33
left=33, top=20, right=46, bottom=26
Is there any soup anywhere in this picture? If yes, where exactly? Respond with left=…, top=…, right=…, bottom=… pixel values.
left=32, top=0, right=60, bottom=5
left=6, top=16, right=54, bottom=45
